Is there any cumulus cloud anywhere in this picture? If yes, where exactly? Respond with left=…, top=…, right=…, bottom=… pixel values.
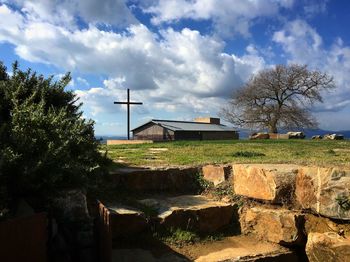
left=140, top=0, right=294, bottom=37
left=273, top=19, right=350, bottom=112
left=303, top=0, right=329, bottom=18
left=0, top=3, right=266, bottom=120
left=6, top=0, right=136, bottom=28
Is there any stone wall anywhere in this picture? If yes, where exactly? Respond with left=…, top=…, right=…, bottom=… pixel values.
left=202, top=163, right=350, bottom=262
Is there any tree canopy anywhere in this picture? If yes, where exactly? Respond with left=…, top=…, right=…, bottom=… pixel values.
left=220, top=64, right=335, bottom=133
left=0, top=61, right=106, bottom=217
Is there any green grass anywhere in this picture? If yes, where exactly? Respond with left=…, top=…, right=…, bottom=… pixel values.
left=154, top=227, right=225, bottom=246
left=105, top=139, right=350, bottom=167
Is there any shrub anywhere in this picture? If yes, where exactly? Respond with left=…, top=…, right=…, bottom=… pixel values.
left=232, top=151, right=266, bottom=157
left=0, top=61, right=107, bottom=215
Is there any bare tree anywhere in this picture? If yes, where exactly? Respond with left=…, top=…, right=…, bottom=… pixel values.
left=220, top=64, right=335, bottom=133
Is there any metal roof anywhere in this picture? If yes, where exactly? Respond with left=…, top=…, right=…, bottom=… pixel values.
left=132, top=119, right=237, bottom=132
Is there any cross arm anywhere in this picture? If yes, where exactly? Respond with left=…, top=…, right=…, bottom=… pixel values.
left=114, top=102, right=143, bottom=105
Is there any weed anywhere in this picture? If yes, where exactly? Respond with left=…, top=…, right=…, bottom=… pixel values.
left=336, top=196, right=350, bottom=211
left=326, top=149, right=337, bottom=155
left=232, top=151, right=266, bottom=157
left=156, top=228, right=199, bottom=245
left=195, top=173, right=213, bottom=193
left=155, top=227, right=226, bottom=246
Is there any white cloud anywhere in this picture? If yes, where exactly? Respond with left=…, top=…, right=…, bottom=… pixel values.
left=77, top=77, right=89, bottom=86
left=141, top=0, right=294, bottom=37
left=0, top=3, right=268, bottom=123
left=7, top=0, right=136, bottom=28
left=303, top=0, right=329, bottom=18
left=273, top=19, right=350, bottom=113
left=273, top=19, right=323, bottom=65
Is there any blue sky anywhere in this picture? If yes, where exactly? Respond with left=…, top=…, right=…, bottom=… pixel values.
left=1, top=0, right=350, bottom=136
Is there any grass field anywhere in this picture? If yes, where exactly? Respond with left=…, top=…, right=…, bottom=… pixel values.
left=105, top=139, right=350, bottom=168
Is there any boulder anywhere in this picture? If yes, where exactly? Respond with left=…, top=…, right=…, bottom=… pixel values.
left=249, top=133, right=269, bottom=140
left=312, top=135, right=323, bottom=140
left=323, top=133, right=344, bottom=140
left=287, top=131, right=305, bottom=139
left=233, top=164, right=298, bottom=203
left=240, top=207, right=304, bottom=245
left=306, top=232, right=350, bottom=262
left=202, top=164, right=231, bottom=186
left=269, top=133, right=290, bottom=139
left=107, top=205, right=148, bottom=237
left=295, top=167, right=350, bottom=220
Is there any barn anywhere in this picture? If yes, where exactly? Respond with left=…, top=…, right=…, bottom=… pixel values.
left=132, top=117, right=239, bottom=141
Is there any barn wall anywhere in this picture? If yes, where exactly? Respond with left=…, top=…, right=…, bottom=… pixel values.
left=202, top=131, right=239, bottom=140
left=133, top=123, right=174, bottom=141
left=175, top=131, right=238, bottom=140
left=175, top=131, right=202, bottom=140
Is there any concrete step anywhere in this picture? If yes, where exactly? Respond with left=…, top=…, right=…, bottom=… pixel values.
left=111, top=236, right=300, bottom=262
left=103, top=195, right=237, bottom=237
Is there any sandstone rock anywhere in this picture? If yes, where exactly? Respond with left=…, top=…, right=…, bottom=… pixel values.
left=306, top=232, right=350, bottom=262
left=249, top=133, right=269, bottom=140
left=108, top=205, right=148, bottom=237
left=304, top=214, right=350, bottom=238
left=312, top=135, right=323, bottom=139
left=269, top=133, right=290, bottom=139
left=202, top=164, right=231, bottom=186
left=195, top=235, right=298, bottom=262
left=287, top=131, right=305, bottom=139
left=233, top=164, right=298, bottom=203
left=155, top=195, right=236, bottom=233
left=323, top=133, right=344, bottom=140
left=240, top=207, right=304, bottom=245
left=111, top=167, right=200, bottom=193
left=295, top=167, right=350, bottom=220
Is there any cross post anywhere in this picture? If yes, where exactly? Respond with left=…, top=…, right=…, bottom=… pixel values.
left=114, top=89, right=143, bottom=140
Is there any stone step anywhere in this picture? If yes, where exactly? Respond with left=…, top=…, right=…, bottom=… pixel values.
left=141, top=195, right=237, bottom=233
left=110, top=167, right=201, bottom=193
left=111, top=236, right=300, bottom=262
left=103, top=195, right=237, bottom=237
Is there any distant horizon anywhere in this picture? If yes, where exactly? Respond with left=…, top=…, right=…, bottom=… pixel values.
left=96, top=127, right=350, bottom=138
left=1, top=1, right=350, bottom=134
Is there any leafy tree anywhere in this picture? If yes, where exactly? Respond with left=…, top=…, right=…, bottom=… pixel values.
left=0, top=61, right=106, bottom=215
left=220, top=64, right=335, bottom=133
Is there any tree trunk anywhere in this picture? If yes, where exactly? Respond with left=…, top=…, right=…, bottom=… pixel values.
left=268, top=125, right=278, bottom=133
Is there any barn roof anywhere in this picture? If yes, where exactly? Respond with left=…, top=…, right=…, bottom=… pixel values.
left=132, top=119, right=237, bottom=132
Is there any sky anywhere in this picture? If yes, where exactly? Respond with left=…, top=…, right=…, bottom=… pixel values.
left=1, top=0, right=350, bottom=136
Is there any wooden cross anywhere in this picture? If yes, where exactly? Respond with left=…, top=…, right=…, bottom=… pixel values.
left=114, top=89, right=143, bottom=140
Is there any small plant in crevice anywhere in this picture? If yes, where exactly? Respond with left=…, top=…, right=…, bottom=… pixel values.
left=232, top=151, right=266, bottom=158
left=336, top=196, right=350, bottom=211
left=154, top=227, right=226, bottom=246
left=154, top=227, right=199, bottom=246
left=194, top=172, right=213, bottom=193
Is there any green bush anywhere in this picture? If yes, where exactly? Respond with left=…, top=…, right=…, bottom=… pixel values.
left=232, top=151, right=266, bottom=157
left=0, top=61, right=107, bottom=215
